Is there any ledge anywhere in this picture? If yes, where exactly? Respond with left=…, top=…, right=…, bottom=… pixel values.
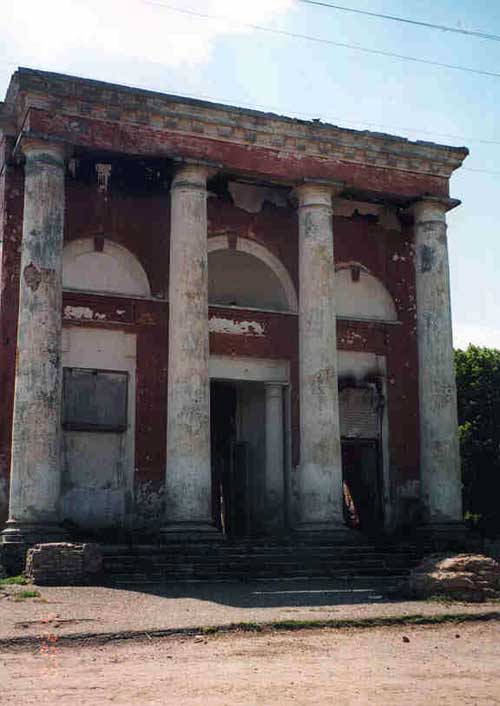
left=2, top=68, right=468, bottom=181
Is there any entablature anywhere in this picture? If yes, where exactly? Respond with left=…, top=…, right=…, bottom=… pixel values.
left=1, top=68, right=469, bottom=207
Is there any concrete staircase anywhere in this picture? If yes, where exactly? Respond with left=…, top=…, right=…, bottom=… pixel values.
left=101, top=538, right=426, bottom=587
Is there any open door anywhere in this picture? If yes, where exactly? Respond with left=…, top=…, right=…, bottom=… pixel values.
left=210, top=382, right=251, bottom=536
left=339, top=383, right=385, bottom=534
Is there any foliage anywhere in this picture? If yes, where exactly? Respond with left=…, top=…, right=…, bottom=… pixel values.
left=12, top=589, right=40, bottom=601
left=0, top=575, right=27, bottom=586
left=455, top=345, right=500, bottom=536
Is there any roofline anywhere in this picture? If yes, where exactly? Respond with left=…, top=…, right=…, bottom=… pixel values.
left=3, top=67, right=468, bottom=161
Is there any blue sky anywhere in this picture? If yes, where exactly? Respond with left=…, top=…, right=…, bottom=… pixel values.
left=1, top=0, right=498, bottom=349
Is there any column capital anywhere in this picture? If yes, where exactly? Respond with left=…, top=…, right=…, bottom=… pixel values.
left=264, top=381, right=287, bottom=395
left=292, top=179, right=345, bottom=208
left=410, top=195, right=461, bottom=223
left=19, top=137, right=69, bottom=164
left=171, top=157, right=221, bottom=188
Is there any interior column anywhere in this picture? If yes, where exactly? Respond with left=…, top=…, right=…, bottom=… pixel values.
left=412, top=197, right=463, bottom=526
left=2, top=139, right=67, bottom=547
left=295, top=181, right=345, bottom=532
left=265, top=383, right=285, bottom=530
left=162, top=163, right=217, bottom=539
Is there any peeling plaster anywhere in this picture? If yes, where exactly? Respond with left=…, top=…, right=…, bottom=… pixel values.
left=228, top=182, right=288, bottom=213
left=0, top=474, right=8, bottom=525
left=63, top=305, right=107, bottom=321
left=209, top=317, right=265, bottom=337
left=134, top=480, right=165, bottom=528
left=341, top=330, right=368, bottom=346
left=23, top=263, right=41, bottom=291
left=398, top=479, right=420, bottom=499
left=333, top=199, right=401, bottom=231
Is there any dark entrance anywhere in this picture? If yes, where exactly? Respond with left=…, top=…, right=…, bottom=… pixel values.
left=210, top=382, right=250, bottom=536
left=342, top=440, right=384, bottom=534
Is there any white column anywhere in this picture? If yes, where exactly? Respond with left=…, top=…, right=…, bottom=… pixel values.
left=2, top=139, right=66, bottom=546
left=162, top=163, right=217, bottom=538
left=295, top=181, right=344, bottom=531
left=412, top=197, right=462, bottom=524
left=265, top=383, right=285, bottom=530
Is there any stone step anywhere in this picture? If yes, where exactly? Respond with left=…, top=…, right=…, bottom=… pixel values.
left=103, top=556, right=420, bottom=569
left=103, top=563, right=413, bottom=578
left=103, top=543, right=421, bottom=551
left=103, top=549, right=422, bottom=561
left=100, top=541, right=424, bottom=585
left=103, top=562, right=417, bottom=576
left=104, top=573, right=408, bottom=587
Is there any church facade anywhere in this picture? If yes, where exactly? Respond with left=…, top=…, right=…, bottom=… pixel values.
left=0, top=68, right=468, bottom=547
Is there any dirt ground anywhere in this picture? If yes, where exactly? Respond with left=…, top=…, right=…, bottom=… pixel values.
left=2, top=581, right=499, bottom=642
left=1, top=621, right=499, bottom=705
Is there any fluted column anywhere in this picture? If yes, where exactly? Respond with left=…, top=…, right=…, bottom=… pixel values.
left=2, top=139, right=67, bottom=546
left=412, top=196, right=463, bottom=525
left=162, top=163, right=217, bottom=539
left=295, top=181, right=344, bottom=532
left=264, top=383, right=285, bottom=530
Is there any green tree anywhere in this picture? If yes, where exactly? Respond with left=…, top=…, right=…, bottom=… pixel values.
left=455, top=345, right=500, bottom=535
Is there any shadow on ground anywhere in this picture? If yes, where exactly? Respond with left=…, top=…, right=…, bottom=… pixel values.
left=99, top=579, right=400, bottom=609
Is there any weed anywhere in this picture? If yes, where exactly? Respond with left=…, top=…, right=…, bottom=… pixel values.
left=0, top=575, right=27, bottom=587
left=12, top=590, right=40, bottom=601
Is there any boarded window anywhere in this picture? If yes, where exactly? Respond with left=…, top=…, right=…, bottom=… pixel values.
left=63, top=368, right=128, bottom=432
left=339, top=386, right=380, bottom=439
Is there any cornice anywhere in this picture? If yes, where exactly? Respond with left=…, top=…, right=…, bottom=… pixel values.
left=4, top=68, right=469, bottom=179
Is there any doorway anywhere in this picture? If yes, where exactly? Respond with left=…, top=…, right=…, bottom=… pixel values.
left=209, top=356, right=290, bottom=537
left=210, top=381, right=250, bottom=537
left=342, top=440, right=384, bottom=534
left=339, top=383, right=385, bottom=534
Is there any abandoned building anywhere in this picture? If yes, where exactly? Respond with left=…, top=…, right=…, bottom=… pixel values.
left=0, top=68, right=469, bottom=552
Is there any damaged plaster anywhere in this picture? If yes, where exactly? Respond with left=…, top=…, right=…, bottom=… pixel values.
left=228, top=181, right=288, bottom=213
left=64, top=305, right=107, bottom=321
left=209, top=317, right=265, bottom=337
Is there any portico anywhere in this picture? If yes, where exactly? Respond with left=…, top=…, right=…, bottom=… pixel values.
left=0, top=68, right=468, bottom=550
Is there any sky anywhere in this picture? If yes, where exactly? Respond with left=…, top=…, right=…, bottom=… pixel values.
left=0, top=0, right=499, bottom=349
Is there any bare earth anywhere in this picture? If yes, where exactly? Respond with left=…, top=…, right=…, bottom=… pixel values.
left=2, top=621, right=500, bottom=706
left=2, top=582, right=500, bottom=641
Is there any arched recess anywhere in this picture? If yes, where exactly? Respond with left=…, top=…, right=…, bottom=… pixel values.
left=63, top=238, right=151, bottom=297
left=335, top=263, right=397, bottom=322
left=208, top=236, right=298, bottom=312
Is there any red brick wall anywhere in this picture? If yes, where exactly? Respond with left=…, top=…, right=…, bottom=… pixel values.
left=334, top=217, right=420, bottom=499
left=0, top=176, right=419, bottom=527
left=0, top=145, right=24, bottom=523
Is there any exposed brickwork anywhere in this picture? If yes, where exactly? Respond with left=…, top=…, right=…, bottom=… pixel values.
left=25, top=542, right=103, bottom=586
left=26, top=106, right=451, bottom=199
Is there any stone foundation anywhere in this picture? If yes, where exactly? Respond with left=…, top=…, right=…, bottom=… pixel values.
left=25, top=542, right=103, bottom=586
left=409, top=553, right=500, bottom=602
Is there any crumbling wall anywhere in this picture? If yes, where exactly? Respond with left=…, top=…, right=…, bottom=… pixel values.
left=25, top=542, right=103, bottom=586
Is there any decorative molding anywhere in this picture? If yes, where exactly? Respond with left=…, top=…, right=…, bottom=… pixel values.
left=6, top=68, right=468, bottom=180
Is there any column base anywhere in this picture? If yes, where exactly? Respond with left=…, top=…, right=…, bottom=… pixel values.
left=0, top=521, right=68, bottom=575
left=1, top=520, right=67, bottom=547
left=160, top=521, right=223, bottom=544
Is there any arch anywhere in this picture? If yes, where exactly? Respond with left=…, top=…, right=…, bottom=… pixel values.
left=63, top=238, right=151, bottom=297
left=335, top=263, right=397, bottom=322
left=208, top=236, right=298, bottom=312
